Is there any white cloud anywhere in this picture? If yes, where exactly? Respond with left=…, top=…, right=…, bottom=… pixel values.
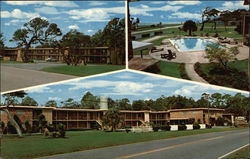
left=5, top=1, right=79, bottom=7
left=115, top=73, right=135, bottom=79
left=219, top=1, right=248, bottom=10
left=1, top=9, right=40, bottom=19
left=4, top=19, right=26, bottom=26
left=67, top=80, right=155, bottom=96
left=168, top=12, right=201, bottom=20
left=35, top=7, right=59, bottom=15
left=87, top=29, right=94, bottom=33
left=48, top=97, right=62, bottom=101
left=67, top=7, right=125, bottom=22
left=27, top=86, right=54, bottom=93
left=88, top=1, right=107, bottom=6
left=140, top=4, right=150, bottom=9
left=68, top=24, right=80, bottom=30
left=150, top=2, right=165, bottom=4
left=167, top=1, right=201, bottom=5
left=130, top=5, right=183, bottom=16
left=174, top=85, right=220, bottom=97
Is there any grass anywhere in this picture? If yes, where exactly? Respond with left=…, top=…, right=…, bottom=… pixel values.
left=135, top=23, right=243, bottom=42
left=227, top=60, right=248, bottom=73
left=41, top=65, right=125, bottom=76
left=136, top=24, right=180, bottom=31
left=1, top=127, right=242, bottom=159
left=195, top=60, right=248, bottom=90
left=223, top=145, right=250, bottom=159
left=199, top=60, right=248, bottom=75
left=156, top=61, right=182, bottom=78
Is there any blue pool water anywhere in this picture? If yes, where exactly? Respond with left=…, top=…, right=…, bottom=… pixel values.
left=170, top=38, right=220, bottom=52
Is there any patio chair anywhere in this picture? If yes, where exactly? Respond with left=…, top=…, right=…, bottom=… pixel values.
left=161, top=54, right=169, bottom=59
left=167, top=49, right=177, bottom=59
left=151, top=47, right=164, bottom=53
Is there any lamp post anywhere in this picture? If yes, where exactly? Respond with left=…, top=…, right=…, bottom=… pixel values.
left=203, top=93, right=210, bottom=125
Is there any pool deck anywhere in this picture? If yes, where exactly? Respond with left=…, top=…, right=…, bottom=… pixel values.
left=147, top=37, right=249, bottom=84
left=149, top=38, right=249, bottom=64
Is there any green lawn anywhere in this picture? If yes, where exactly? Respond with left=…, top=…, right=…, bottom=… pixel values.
left=136, top=24, right=180, bottom=31
left=227, top=60, right=248, bottom=73
left=223, top=145, right=250, bottom=159
left=41, top=65, right=125, bottom=76
left=195, top=60, right=248, bottom=90
left=135, top=23, right=243, bottom=42
left=1, top=128, right=242, bottom=159
left=156, top=61, right=182, bottom=78
left=199, top=60, right=248, bottom=75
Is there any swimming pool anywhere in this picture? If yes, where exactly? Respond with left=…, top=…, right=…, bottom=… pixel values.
left=170, top=38, right=221, bottom=52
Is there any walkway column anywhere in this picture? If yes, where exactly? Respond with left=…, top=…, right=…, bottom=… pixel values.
left=16, top=48, right=23, bottom=62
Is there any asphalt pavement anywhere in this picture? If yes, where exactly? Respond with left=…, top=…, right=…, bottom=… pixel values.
left=0, top=65, right=77, bottom=93
left=38, top=128, right=249, bottom=159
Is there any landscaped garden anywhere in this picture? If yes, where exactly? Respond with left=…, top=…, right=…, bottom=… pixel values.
left=132, top=7, right=249, bottom=91
left=1, top=128, right=243, bottom=159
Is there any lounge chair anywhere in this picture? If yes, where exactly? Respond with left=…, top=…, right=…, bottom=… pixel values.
left=167, top=49, right=177, bottom=59
left=151, top=47, right=164, bottom=53
left=161, top=54, right=169, bottom=59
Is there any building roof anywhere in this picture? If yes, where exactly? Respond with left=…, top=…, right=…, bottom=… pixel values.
left=169, top=108, right=225, bottom=112
left=0, top=106, right=225, bottom=113
left=132, top=41, right=153, bottom=51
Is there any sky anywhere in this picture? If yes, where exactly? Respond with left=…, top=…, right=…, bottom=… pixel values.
left=129, top=0, right=248, bottom=24
left=1, top=70, right=248, bottom=106
left=0, top=1, right=125, bottom=47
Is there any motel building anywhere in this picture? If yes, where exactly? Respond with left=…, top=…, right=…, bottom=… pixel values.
left=0, top=106, right=234, bottom=130
left=0, top=47, right=125, bottom=65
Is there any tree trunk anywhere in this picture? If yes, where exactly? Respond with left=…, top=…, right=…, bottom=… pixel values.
left=23, top=45, right=31, bottom=63
left=189, top=29, right=192, bottom=36
left=2, top=109, right=23, bottom=137
left=214, top=20, right=217, bottom=30
left=200, top=22, right=205, bottom=31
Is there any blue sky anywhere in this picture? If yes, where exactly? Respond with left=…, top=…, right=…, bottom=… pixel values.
left=1, top=1, right=125, bottom=47
left=129, top=1, right=248, bottom=24
left=2, top=70, right=247, bottom=106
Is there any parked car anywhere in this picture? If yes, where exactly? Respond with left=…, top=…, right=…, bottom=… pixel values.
left=46, top=57, right=58, bottom=62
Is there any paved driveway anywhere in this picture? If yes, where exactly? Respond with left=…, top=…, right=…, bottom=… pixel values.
left=38, top=129, right=249, bottom=159
left=1, top=66, right=77, bottom=93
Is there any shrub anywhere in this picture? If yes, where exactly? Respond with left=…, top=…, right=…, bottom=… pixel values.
left=24, top=120, right=32, bottom=133
left=193, top=123, right=200, bottom=130
left=178, top=125, right=187, bottom=131
left=152, top=124, right=161, bottom=132
left=188, top=118, right=195, bottom=124
left=144, top=63, right=160, bottom=74
left=215, top=117, right=225, bottom=126
left=7, top=121, right=17, bottom=134
left=57, top=123, right=66, bottom=138
left=206, top=124, right=212, bottom=129
left=161, top=125, right=171, bottom=131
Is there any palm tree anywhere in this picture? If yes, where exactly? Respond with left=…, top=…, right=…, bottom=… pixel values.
left=183, top=20, right=197, bottom=36
left=102, top=108, right=123, bottom=131
left=219, top=10, right=232, bottom=31
left=207, top=8, right=220, bottom=30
